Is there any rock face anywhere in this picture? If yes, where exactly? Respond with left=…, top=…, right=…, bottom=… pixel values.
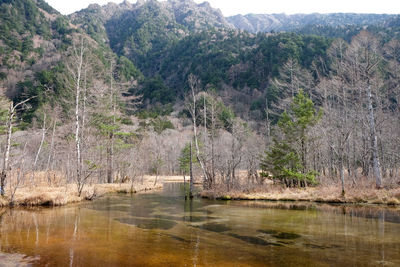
left=163, top=0, right=234, bottom=31
left=227, top=13, right=397, bottom=33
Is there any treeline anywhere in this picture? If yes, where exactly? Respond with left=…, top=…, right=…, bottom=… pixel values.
left=0, top=33, right=165, bottom=199
left=264, top=31, right=400, bottom=191
left=127, top=30, right=332, bottom=109
left=1, top=31, right=400, bottom=199
left=0, top=1, right=399, bottom=200
left=180, top=31, right=400, bottom=193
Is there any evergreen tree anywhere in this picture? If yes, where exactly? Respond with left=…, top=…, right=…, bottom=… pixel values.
left=178, top=142, right=198, bottom=176
left=261, top=90, right=322, bottom=187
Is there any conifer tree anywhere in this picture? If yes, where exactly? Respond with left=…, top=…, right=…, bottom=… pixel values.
left=261, top=90, right=322, bottom=187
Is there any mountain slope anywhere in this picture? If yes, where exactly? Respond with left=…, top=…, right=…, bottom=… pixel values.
left=69, top=0, right=233, bottom=74
left=0, top=0, right=73, bottom=99
left=2, top=0, right=400, bottom=124
left=0, top=0, right=143, bottom=123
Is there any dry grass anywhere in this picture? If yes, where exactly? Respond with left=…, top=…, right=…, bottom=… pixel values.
left=200, top=184, right=400, bottom=206
left=2, top=182, right=161, bottom=207
left=0, top=174, right=187, bottom=207
left=199, top=171, right=400, bottom=206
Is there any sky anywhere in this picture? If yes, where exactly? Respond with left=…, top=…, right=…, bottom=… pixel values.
left=46, top=0, right=400, bottom=16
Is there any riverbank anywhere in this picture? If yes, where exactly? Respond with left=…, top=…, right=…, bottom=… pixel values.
left=199, top=185, right=400, bottom=206
left=0, top=175, right=187, bottom=207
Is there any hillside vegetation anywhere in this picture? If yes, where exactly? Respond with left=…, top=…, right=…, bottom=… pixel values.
left=0, top=0, right=399, bottom=206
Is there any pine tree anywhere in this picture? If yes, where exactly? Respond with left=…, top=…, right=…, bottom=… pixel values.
left=261, top=90, right=322, bottom=187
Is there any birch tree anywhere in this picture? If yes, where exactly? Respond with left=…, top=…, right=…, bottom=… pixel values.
left=187, top=74, right=209, bottom=189
left=0, top=96, right=35, bottom=196
left=66, top=36, right=92, bottom=196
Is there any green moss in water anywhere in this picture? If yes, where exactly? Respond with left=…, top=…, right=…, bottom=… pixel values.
left=184, top=216, right=218, bottom=222
left=154, top=215, right=216, bottom=222
left=304, top=243, right=342, bottom=249
left=272, top=232, right=301, bottom=239
left=116, top=218, right=177, bottom=230
left=258, top=229, right=279, bottom=235
left=194, top=223, right=232, bottom=233
left=153, top=215, right=182, bottom=221
left=228, top=233, right=282, bottom=247
left=165, top=234, right=190, bottom=243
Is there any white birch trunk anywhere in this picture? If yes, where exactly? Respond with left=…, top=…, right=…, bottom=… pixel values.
left=190, top=82, right=208, bottom=189
left=1, top=102, right=13, bottom=196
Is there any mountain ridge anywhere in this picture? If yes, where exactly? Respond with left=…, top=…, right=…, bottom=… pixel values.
left=227, top=13, right=398, bottom=33
left=1, top=0, right=400, bottom=124
left=70, top=0, right=399, bottom=34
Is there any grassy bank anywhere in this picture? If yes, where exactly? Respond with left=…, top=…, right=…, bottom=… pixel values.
left=0, top=175, right=187, bottom=207
left=200, top=185, right=400, bottom=206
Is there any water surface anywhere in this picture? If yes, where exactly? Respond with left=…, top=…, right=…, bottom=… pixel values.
left=0, top=183, right=399, bottom=266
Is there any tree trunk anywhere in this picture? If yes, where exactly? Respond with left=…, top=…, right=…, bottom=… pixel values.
left=189, top=140, right=194, bottom=199
left=0, top=97, right=35, bottom=196
left=46, top=119, right=56, bottom=185
left=210, top=99, right=216, bottom=189
left=339, top=153, right=345, bottom=196
left=189, top=75, right=208, bottom=190
left=74, top=39, right=84, bottom=196
left=107, top=143, right=113, bottom=183
left=31, top=113, right=46, bottom=186
left=107, top=60, right=115, bottom=184
left=1, top=102, right=13, bottom=196
left=367, top=85, right=382, bottom=188
left=153, top=165, right=158, bottom=186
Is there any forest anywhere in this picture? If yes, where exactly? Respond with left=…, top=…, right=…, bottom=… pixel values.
left=2, top=1, right=400, bottom=267
left=0, top=0, right=399, bottom=207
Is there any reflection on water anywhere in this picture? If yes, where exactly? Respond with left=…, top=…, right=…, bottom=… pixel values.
left=0, top=183, right=399, bottom=266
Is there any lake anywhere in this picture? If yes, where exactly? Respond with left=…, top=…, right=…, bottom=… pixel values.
left=0, top=183, right=399, bottom=266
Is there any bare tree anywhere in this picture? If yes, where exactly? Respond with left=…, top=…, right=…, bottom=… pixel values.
left=319, top=38, right=353, bottom=194
left=187, top=74, right=209, bottom=189
left=10, top=142, right=28, bottom=205
left=66, top=36, right=92, bottom=196
left=273, top=57, right=310, bottom=99
left=107, top=58, right=116, bottom=184
left=30, top=113, right=46, bottom=186
left=45, top=118, right=57, bottom=185
left=1, top=96, right=35, bottom=196
left=346, top=31, right=383, bottom=188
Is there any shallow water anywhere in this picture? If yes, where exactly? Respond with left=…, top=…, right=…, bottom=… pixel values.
left=0, top=183, right=400, bottom=266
